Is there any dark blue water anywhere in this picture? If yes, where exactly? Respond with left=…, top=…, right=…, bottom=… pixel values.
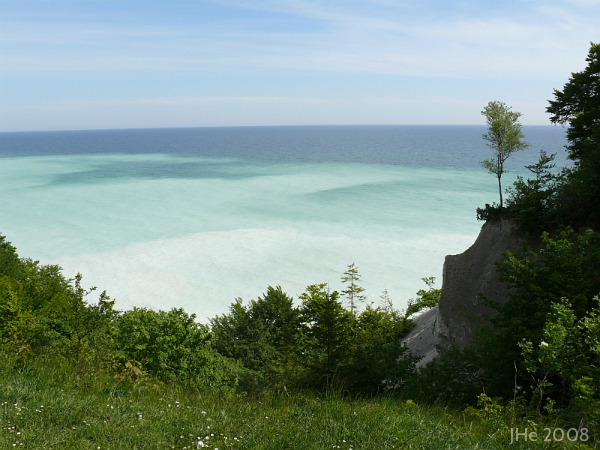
left=0, top=125, right=568, bottom=172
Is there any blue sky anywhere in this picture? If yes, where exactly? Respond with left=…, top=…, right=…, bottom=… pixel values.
left=1, top=0, right=598, bottom=131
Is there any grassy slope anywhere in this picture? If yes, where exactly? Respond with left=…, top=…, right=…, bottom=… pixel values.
left=1, top=362, right=594, bottom=450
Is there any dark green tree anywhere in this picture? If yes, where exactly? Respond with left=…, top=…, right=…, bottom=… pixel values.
left=547, top=42, right=600, bottom=227
left=300, top=284, right=354, bottom=387
left=497, top=228, right=599, bottom=322
left=211, top=298, right=264, bottom=371
left=504, top=150, right=563, bottom=231
left=345, top=303, right=416, bottom=394
left=210, top=286, right=302, bottom=386
left=481, top=101, right=530, bottom=207
left=403, top=345, right=485, bottom=406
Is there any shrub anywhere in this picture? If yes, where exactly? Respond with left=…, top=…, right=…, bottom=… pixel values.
left=116, top=307, right=243, bottom=391
left=520, top=297, right=600, bottom=432
left=210, top=286, right=302, bottom=388
left=405, top=277, right=441, bottom=318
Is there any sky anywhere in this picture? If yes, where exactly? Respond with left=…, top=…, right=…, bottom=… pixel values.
left=1, top=0, right=598, bottom=131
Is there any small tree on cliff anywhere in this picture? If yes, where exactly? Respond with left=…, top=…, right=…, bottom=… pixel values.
left=481, top=101, right=530, bottom=207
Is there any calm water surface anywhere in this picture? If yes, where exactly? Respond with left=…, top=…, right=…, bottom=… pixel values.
left=0, top=125, right=568, bottom=320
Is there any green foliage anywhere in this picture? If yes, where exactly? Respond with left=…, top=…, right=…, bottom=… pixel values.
left=210, top=286, right=302, bottom=388
left=300, top=284, right=355, bottom=386
left=505, top=150, right=563, bottom=230
left=475, top=202, right=505, bottom=222
left=0, top=235, right=24, bottom=280
left=358, top=299, right=413, bottom=345
left=0, top=277, right=34, bottom=359
left=403, top=345, right=486, bottom=406
left=520, top=297, right=600, bottom=431
left=344, top=303, right=417, bottom=394
left=497, top=228, right=599, bottom=321
left=0, top=233, right=250, bottom=393
left=20, top=272, right=118, bottom=367
left=61, top=274, right=118, bottom=363
left=116, top=307, right=242, bottom=391
left=0, top=237, right=424, bottom=398
left=481, top=101, right=530, bottom=207
left=547, top=42, right=600, bottom=158
left=20, top=260, right=70, bottom=313
left=0, top=235, right=118, bottom=365
left=211, top=299, right=256, bottom=364
left=340, top=262, right=366, bottom=314
left=405, top=277, right=441, bottom=318
left=211, top=274, right=416, bottom=395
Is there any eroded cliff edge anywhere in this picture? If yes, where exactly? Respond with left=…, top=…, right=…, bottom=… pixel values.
left=402, top=219, right=524, bottom=364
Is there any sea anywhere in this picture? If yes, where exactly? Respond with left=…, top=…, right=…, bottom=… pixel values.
left=0, top=125, right=568, bottom=322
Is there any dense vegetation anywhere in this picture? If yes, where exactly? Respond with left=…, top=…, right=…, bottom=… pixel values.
left=1, top=43, right=599, bottom=448
left=0, top=235, right=421, bottom=396
left=460, top=42, right=600, bottom=435
left=0, top=241, right=590, bottom=448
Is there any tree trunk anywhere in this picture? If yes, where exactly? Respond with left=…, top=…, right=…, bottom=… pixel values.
left=496, top=153, right=504, bottom=208
left=498, top=174, right=503, bottom=208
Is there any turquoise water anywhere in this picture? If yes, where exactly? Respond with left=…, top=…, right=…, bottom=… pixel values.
left=0, top=126, right=568, bottom=321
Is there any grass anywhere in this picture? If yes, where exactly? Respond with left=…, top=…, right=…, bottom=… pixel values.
left=0, top=361, right=595, bottom=449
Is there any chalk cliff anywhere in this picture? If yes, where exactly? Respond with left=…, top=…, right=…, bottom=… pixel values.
left=403, top=219, right=524, bottom=364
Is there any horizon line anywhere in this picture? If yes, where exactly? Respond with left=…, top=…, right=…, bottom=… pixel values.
left=0, top=123, right=560, bottom=134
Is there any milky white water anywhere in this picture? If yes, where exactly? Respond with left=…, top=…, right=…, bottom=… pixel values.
left=0, top=126, right=568, bottom=321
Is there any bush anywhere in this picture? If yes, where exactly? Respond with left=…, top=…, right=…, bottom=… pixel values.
left=405, top=277, right=441, bottom=318
left=476, top=202, right=506, bottom=222
left=403, top=346, right=486, bottom=406
left=210, top=286, right=302, bottom=388
left=520, top=297, right=600, bottom=432
left=116, top=307, right=243, bottom=391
